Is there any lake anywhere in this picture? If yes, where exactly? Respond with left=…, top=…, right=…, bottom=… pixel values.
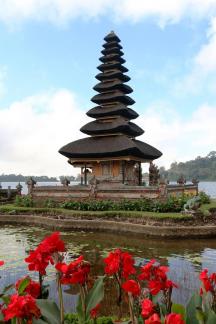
left=1, top=181, right=216, bottom=197
left=0, top=225, right=216, bottom=313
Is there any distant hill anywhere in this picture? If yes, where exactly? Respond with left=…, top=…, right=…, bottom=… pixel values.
left=160, top=151, right=216, bottom=181
left=0, top=174, right=58, bottom=182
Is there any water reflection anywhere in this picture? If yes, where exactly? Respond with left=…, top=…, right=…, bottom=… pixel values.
left=0, top=225, right=216, bottom=312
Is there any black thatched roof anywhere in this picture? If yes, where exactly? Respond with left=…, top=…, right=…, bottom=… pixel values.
left=87, top=105, right=138, bottom=119
left=59, top=135, right=162, bottom=160
left=80, top=119, right=144, bottom=137
left=59, top=31, right=162, bottom=162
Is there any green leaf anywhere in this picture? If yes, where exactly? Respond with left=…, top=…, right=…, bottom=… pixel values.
left=206, top=310, right=216, bottom=324
left=195, top=307, right=205, bottom=324
left=186, top=292, right=202, bottom=324
left=18, top=277, right=31, bottom=295
left=36, top=299, right=61, bottom=324
left=33, top=319, right=49, bottom=324
left=76, top=294, right=86, bottom=324
left=0, top=311, right=3, bottom=321
left=172, top=303, right=186, bottom=321
left=86, top=276, right=104, bottom=317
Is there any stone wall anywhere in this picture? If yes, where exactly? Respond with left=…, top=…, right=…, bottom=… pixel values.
left=30, top=183, right=198, bottom=202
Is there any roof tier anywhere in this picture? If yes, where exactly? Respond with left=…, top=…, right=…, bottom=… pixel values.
left=59, top=135, right=162, bottom=160
left=80, top=118, right=144, bottom=137
left=86, top=105, right=138, bottom=119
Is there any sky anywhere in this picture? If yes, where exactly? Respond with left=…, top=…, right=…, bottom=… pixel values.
left=0, top=0, right=216, bottom=177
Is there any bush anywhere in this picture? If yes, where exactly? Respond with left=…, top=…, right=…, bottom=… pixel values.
left=198, top=191, right=211, bottom=204
left=60, top=196, right=188, bottom=213
left=64, top=314, right=113, bottom=324
left=43, top=198, right=57, bottom=208
left=15, top=195, right=34, bottom=207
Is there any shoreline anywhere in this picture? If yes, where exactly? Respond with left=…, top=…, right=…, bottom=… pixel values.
left=1, top=213, right=216, bottom=239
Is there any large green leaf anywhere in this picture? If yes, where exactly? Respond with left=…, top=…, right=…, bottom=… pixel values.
left=36, top=299, right=61, bottom=324
left=18, top=277, right=31, bottom=295
left=76, top=294, right=85, bottom=324
left=206, top=310, right=216, bottom=324
left=172, top=303, right=186, bottom=321
left=86, top=276, right=104, bottom=316
left=33, top=319, right=49, bottom=324
left=186, top=293, right=202, bottom=324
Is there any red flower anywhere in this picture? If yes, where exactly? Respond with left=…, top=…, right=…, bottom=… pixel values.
left=90, top=304, right=100, bottom=319
left=104, top=249, right=135, bottom=279
left=165, top=313, right=185, bottom=324
left=2, top=293, right=41, bottom=323
left=122, top=279, right=141, bottom=296
left=200, top=269, right=214, bottom=293
left=148, top=280, right=162, bottom=295
left=141, top=298, right=155, bottom=318
left=145, top=313, right=161, bottom=324
left=0, top=260, right=4, bottom=267
left=138, top=259, right=156, bottom=281
left=39, top=232, right=65, bottom=255
left=56, top=256, right=90, bottom=285
left=16, top=277, right=41, bottom=298
left=25, top=232, right=66, bottom=275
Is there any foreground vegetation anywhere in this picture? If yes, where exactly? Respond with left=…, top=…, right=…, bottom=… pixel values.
left=1, top=232, right=216, bottom=324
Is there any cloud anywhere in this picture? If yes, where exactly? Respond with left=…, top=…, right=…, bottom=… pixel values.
left=1, top=0, right=216, bottom=27
left=0, top=89, right=88, bottom=176
left=138, top=102, right=216, bottom=168
left=0, top=91, right=215, bottom=176
left=0, top=66, right=7, bottom=99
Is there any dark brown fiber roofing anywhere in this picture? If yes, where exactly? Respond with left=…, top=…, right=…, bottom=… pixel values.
left=59, top=135, right=162, bottom=160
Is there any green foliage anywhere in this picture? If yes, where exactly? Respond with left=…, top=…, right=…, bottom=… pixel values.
left=34, top=299, right=61, bottom=324
left=198, top=191, right=211, bottom=204
left=64, top=314, right=113, bottom=324
left=160, top=151, right=216, bottom=181
left=60, top=196, right=188, bottom=213
left=43, top=198, right=57, bottom=208
left=15, top=195, right=34, bottom=207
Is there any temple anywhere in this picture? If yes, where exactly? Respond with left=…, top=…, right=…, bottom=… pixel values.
left=59, top=31, right=162, bottom=186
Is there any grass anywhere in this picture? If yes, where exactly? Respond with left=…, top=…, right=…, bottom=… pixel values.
left=0, top=204, right=191, bottom=220
left=199, top=199, right=216, bottom=214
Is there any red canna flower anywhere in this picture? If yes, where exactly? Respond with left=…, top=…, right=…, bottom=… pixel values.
left=165, top=313, right=185, bottom=324
left=90, top=303, right=100, bottom=319
left=122, top=279, right=141, bottom=296
left=56, top=256, right=90, bottom=285
left=104, top=249, right=135, bottom=279
left=145, top=313, right=161, bottom=324
left=16, top=277, right=41, bottom=298
left=2, top=293, right=41, bottom=323
left=138, top=259, right=156, bottom=281
left=141, top=298, right=155, bottom=318
left=0, top=260, right=4, bottom=267
left=200, top=269, right=214, bottom=293
left=25, top=232, right=66, bottom=275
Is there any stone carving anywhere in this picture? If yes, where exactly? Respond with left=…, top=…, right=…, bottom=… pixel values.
left=61, top=177, right=70, bottom=187
left=26, top=177, right=36, bottom=194
left=89, top=176, right=99, bottom=198
left=16, top=182, right=23, bottom=195
left=184, top=196, right=201, bottom=213
left=149, top=162, right=160, bottom=186
left=192, top=178, right=199, bottom=186
left=177, top=175, right=186, bottom=185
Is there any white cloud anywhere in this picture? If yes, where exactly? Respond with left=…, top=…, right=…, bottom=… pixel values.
left=1, top=0, right=216, bottom=27
left=138, top=103, right=216, bottom=168
left=0, top=66, right=7, bottom=99
left=0, top=89, right=88, bottom=176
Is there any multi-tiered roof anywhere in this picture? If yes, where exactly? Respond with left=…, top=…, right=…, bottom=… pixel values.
left=59, top=31, right=162, bottom=161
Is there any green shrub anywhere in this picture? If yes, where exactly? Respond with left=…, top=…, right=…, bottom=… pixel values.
left=43, top=198, right=57, bottom=208
left=64, top=314, right=113, bottom=324
left=60, top=196, right=188, bottom=213
left=15, top=195, right=34, bottom=207
left=198, top=191, right=211, bottom=204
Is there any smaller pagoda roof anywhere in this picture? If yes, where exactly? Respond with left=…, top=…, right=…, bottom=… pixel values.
left=91, top=90, right=135, bottom=105
left=104, top=31, right=121, bottom=42
left=80, top=118, right=144, bottom=137
left=86, top=105, right=138, bottom=119
left=97, top=62, right=128, bottom=73
left=96, top=71, right=130, bottom=82
left=103, top=41, right=123, bottom=49
left=93, top=81, right=133, bottom=94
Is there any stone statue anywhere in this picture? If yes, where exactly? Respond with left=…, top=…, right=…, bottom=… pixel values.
left=192, top=178, right=199, bottom=186
left=61, top=177, right=70, bottom=187
left=26, top=177, right=36, bottom=194
left=89, top=176, right=98, bottom=198
left=177, top=175, right=186, bottom=185
left=184, top=196, right=201, bottom=213
left=149, top=162, right=160, bottom=186
left=16, top=182, right=23, bottom=195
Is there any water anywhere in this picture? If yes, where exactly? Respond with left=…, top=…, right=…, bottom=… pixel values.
left=0, top=225, right=216, bottom=313
left=1, top=181, right=216, bottom=197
